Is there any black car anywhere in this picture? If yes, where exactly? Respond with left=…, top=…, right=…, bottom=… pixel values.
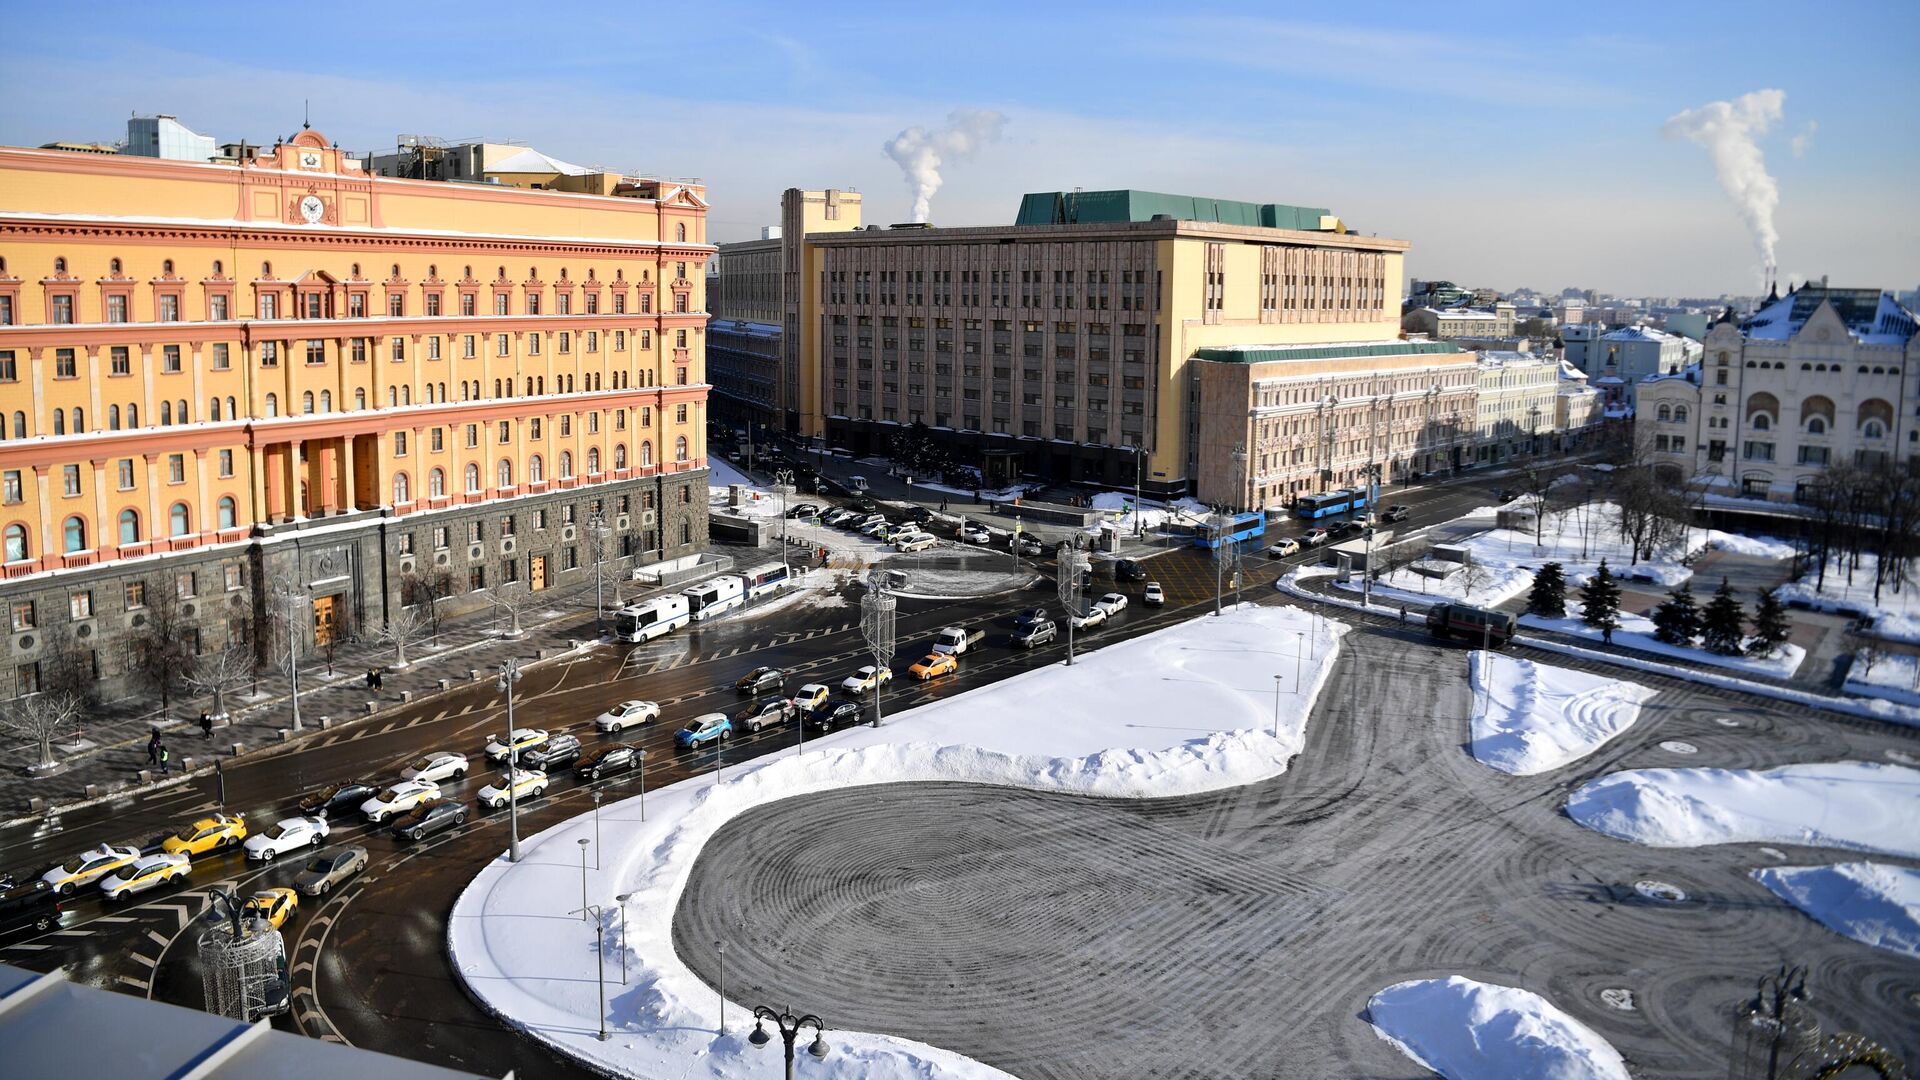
left=736, top=666, right=787, bottom=694
left=1115, top=559, right=1146, bottom=582
left=851, top=497, right=879, bottom=514
left=734, top=697, right=795, bottom=733
left=298, top=781, right=378, bottom=819
left=0, top=880, right=60, bottom=936
left=1013, top=607, right=1049, bottom=630
left=1328, top=522, right=1365, bottom=541
left=786, top=503, right=821, bottom=519
left=520, top=733, right=582, bottom=771
left=806, top=698, right=864, bottom=732
left=577, top=744, right=642, bottom=782
left=391, top=800, right=468, bottom=842
left=905, top=506, right=936, bottom=523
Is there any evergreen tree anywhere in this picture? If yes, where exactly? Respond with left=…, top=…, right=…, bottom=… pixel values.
left=1748, top=588, right=1792, bottom=657
left=1526, top=562, right=1568, bottom=618
left=1650, top=581, right=1703, bottom=646
left=1579, top=560, right=1622, bottom=631
left=1699, top=577, right=1748, bottom=655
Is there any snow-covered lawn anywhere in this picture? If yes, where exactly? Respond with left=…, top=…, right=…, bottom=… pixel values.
left=1520, top=602, right=1806, bottom=679
left=1844, top=651, right=1920, bottom=706
left=1752, top=862, right=1920, bottom=959
left=450, top=604, right=1347, bottom=1080
left=1367, top=976, right=1629, bottom=1080
left=1778, top=553, right=1920, bottom=644
left=1566, top=762, right=1920, bottom=858
left=1086, top=491, right=1211, bottom=536
left=1469, top=652, right=1658, bottom=775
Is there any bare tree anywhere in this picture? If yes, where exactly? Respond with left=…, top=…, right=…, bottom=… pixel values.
left=1845, top=628, right=1886, bottom=683
left=377, top=605, right=427, bottom=669
left=488, top=580, right=536, bottom=638
left=125, top=583, right=199, bottom=722
left=401, top=566, right=455, bottom=645
left=36, top=621, right=101, bottom=710
left=184, top=643, right=252, bottom=723
left=1, top=690, right=82, bottom=772
left=1456, top=560, right=1492, bottom=604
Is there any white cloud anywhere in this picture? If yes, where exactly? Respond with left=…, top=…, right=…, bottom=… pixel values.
left=1790, top=120, right=1818, bottom=158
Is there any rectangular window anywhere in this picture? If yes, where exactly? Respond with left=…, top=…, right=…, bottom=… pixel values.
left=158, top=294, right=179, bottom=322
left=431, top=427, right=444, bottom=451
left=425, top=293, right=442, bottom=316
left=613, top=294, right=626, bottom=315
left=51, top=295, right=73, bottom=323
left=526, top=294, right=541, bottom=316
left=162, top=345, right=182, bottom=372
left=10, top=602, right=33, bottom=631
left=303, top=294, right=323, bottom=319
left=0, top=351, right=14, bottom=381
left=348, top=293, right=365, bottom=318
left=532, top=508, right=546, bottom=530
left=388, top=293, right=404, bottom=317
left=62, top=464, right=80, bottom=496
left=468, top=520, right=483, bottom=544
left=211, top=343, right=230, bottom=370
left=209, top=294, right=229, bottom=321
left=259, top=293, right=277, bottom=319
left=460, top=293, right=475, bottom=316
left=225, top=565, right=243, bottom=591
left=498, top=420, right=511, bottom=444
left=117, top=459, right=135, bottom=489
left=556, top=294, right=570, bottom=315
left=501, top=516, right=516, bottom=538
left=427, top=336, right=441, bottom=360
left=70, top=591, right=93, bottom=619
left=0, top=470, right=18, bottom=504
left=394, top=431, right=408, bottom=456
left=432, top=526, right=448, bottom=550
left=559, top=332, right=572, bottom=354
left=168, top=454, right=185, bottom=483
left=495, top=294, right=510, bottom=316
left=563, top=545, right=577, bottom=570
left=125, top=580, right=146, bottom=609
left=463, top=335, right=476, bottom=358
left=218, top=449, right=233, bottom=477
left=55, top=349, right=77, bottom=378
left=306, top=339, right=325, bottom=365
left=496, top=334, right=509, bottom=357
left=0, top=296, right=13, bottom=325
left=468, top=566, right=486, bottom=592
left=175, top=572, right=196, bottom=599
left=260, top=341, right=279, bottom=366
left=465, top=424, right=478, bottom=448
left=106, top=295, right=128, bottom=322
left=391, top=337, right=405, bottom=361
left=396, top=532, right=414, bottom=556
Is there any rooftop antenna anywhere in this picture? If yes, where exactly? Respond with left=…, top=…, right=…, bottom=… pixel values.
left=303, top=99, right=311, bottom=130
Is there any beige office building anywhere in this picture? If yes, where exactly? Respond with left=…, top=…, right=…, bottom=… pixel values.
left=1470, top=351, right=1560, bottom=463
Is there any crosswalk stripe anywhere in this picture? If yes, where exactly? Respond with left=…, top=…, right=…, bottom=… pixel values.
left=117, top=976, right=150, bottom=991
left=146, top=930, right=169, bottom=947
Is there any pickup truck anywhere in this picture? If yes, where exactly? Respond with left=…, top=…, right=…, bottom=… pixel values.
left=930, top=626, right=986, bottom=655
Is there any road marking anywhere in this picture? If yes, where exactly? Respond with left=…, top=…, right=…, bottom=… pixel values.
left=145, top=929, right=169, bottom=947
left=293, top=959, right=314, bottom=977
left=433, top=709, right=449, bottom=721
left=3, top=943, right=50, bottom=951
left=129, top=952, right=158, bottom=968
left=117, top=975, right=150, bottom=991
left=49, top=929, right=92, bottom=938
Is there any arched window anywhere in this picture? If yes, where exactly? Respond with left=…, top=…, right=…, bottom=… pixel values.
left=1656, top=404, right=1671, bottom=421
left=641, top=441, right=653, bottom=467
left=559, top=451, right=573, bottom=479
left=53, top=257, right=66, bottom=273
left=429, top=468, right=445, bottom=498
left=390, top=264, right=401, bottom=279
left=1807, top=417, right=1826, bottom=434
left=355, top=389, right=366, bottom=410
left=169, top=502, right=190, bottom=537
left=1673, top=406, right=1688, bottom=422
left=71, top=407, right=83, bottom=433
left=109, top=405, right=121, bottom=430
left=9, top=412, right=22, bottom=438
left=587, top=447, right=601, bottom=474
left=176, top=399, right=187, bottom=423
left=226, top=396, right=237, bottom=419
left=302, top=391, right=315, bottom=414
left=497, top=459, right=513, bottom=488
left=213, top=260, right=223, bottom=275
left=53, top=411, right=65, bottom=435
left=63, top=515, right=86, bottom=553
left=614, top=443, right=627, bottom=469
left=110, top=258, right=122, bottom=273
left=1751, top=414, right=1769, bottom=431
left=4, top=524, right=28, bottom=562
left=464, top=463, right=480, bottom=493
left=1863, top=420, right=1886, bottom=439
left=262, top=261, right=272, bottom=276
left=393, top=473, right=411, bottom=503
left=676, top=223, right=687, bottom=242
left=218, top=496, right=237, bottom=529
left=127, top=404, right=137, bottom=427
left=319, top=390, right=331, bottom=413
left=401, top=385, right=410, bottom=406
left=119, top=509, right=141, bottom=545
left=163, top=259, right=174, bottom=275
left=265, top=393, right=278, bottom=417
left=529, top=454, right=544, bottom=483
left=209, top=398, right=222, bottom=422
left=675, top=436, right=689, bottom=462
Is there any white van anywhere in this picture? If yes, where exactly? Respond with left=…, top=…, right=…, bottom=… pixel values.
left=848, top=475, right=869, bottom=492
left=682, top=575, right=745, bottom=622
left=614, top=594, right=691, bottom=642
left=896, top=534, right=938, bottom=553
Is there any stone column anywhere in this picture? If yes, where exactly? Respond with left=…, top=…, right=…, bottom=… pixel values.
left=341, top=433, right=357, bottom=511
left=90, top=458, right=110, bottom=557
left=142, top=454, right=162, bottom=543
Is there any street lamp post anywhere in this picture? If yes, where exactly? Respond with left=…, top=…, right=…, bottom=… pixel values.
left=591, top=790, right=604, bottom=870
left=749, top=1005, right=831, bottom=1079
left=859, top=570, right=897, bottom=728
left=574, top=903, right=610, bottom=1041
left=715, top=940, right=727, bottom=1034
left=1057, top=541, right=1088, bottom=665
left=773, top=470, right=794, bottom=583
left=1271, top=674, right=1283, bottom=737
left=1295, top=631, right=1304, bottom=693
left=637, top=747, right=647, bottom=821
left=498, top=659, right=523, bottom=862
left=577, top=837, right=591, bottom=921
left=1132, top=445, right=1145, bottom=537
left=614, top=892, right=633, bottom=984
left=587, top=513, right=610, bottom=637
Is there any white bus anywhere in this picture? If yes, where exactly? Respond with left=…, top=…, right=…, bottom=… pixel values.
left=614, top=594, right=691, bottom=643
left=683, top=575, right=745, bottom=621
left=740, top=563, right=791, bottom=600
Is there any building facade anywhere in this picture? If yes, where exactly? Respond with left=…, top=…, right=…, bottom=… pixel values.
left=1638, top=288, right=1919, bottom=500
left=123, top=115, right=216, bottom=162
left=0, top=128, right=712, bottom=700
left=1469, top=351, right=1559, bottom=463
left=1401, top=303, right=1515, bottom=340
left=1555, top=360, right=1603, bottom=443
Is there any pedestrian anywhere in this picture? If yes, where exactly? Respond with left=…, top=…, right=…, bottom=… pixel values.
left=1602, top=624, right=1614, bottom=646
left=200, top=711, right=213, bottom=739
left=146, top=728, right=161, bottom=766
left=373, top=669, right=383, bottom=691
left=364, top=668, right=375, bottom=690
left=158, top=742, right=171, bottom=776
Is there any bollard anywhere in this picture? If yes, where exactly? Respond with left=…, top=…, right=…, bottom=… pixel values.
left=279, top=729, right=293, bottom=741
left=400, top=690, right=414, bottom=704
left=85, top=784, right=100, bottom=798
left=365, top=701, right=380, bottom=715
left=139, top=769, right=153, bottom=784
left=468, top=669, right=481, bottom=681
left=320, top=716, right=333, bottom=729
left=180, top=757, right=194, bottom=772
left=28, top=797, right=45, bottom=814
left=439, top=678, right=452, bottom=691
left=230, top=743, right=245, bottom=756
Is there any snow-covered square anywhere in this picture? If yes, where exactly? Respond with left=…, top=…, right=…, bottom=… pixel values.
left=1469, top=652, right=1659, bottom=774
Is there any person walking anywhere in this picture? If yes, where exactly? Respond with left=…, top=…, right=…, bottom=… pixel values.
left=364, top=668, right=376, bottom=691
left=372, top=669, right=383, bottom=691
left=157, top=741, right=171, bottom=777
left=1601, top=624, right=1614, bottom=646
left=146, top=728, right=161, bottom=767
left=200, top=711, right=213, bottom=739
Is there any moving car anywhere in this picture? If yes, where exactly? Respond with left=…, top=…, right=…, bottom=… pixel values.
left=841, top=665, right=892, bottom=693
left=789, top=683, right=832, bottom=713
left=576, top=744, right=642, bottom=782
left=1069, top=606, right=1108, bottom=630
left=241, top=888, right=298, bottom=931
left=477, top=768, right=549, bottom=810
left=1301, top=528, right=1330, bottom=547
left=904, top=506, right=936, bottom=524
left=735, top=666, right=787, bottom=695
left=360, top=779, right=442, bottom=824
left=161, top=813, right=248, bottom=858
left=99, top=853, right=190, bottom=901
left=676, top=712, right=734, bottom=749
left=958, top=523, right=992, bottom=544
left=1011, top=534, right=1045, bottom=556
left=595, top=699, right=660, bottom=733
left=40, top=843, right=141, bottom=896
left=1012, top=607, right=1049, bottom=631
left=1094, top=593, right=1129, bottom=616
left=1114, top=559, right=1146, bottom=582
left=243, top=816, right=330, bottom=861
left=909, top=652, right=958, bottom=680
left=400, top=751, right=469, bottom=784
left=299, top=781, right=378, bottom=819
left=392, top=800, right=469, bottom=842
left=931, top=626, right=985, bottom=655
left=1012, top=619, right=1057, bottom=649
left=1382, top=504, right=1412, bottom=523
left=734, top=697, right=795, bottom=733
left=295, top=847, right=368, bottom=897
left=806, top=698, right=864, bottom=731
left=1267, top=539, right=1301, bottom=558
left=0, top=881, right=61, bottom=935
left=1143, top=582, right=1164, bottom=606
left=520, top=733, right=583, bottom=771
left=484, top=729, right=549, bottom=763
left=1425, top=603, right=1517, bottom=648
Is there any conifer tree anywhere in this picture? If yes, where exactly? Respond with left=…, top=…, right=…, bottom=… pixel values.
left=1651, top=581, right=1703, bottom=646
left=1699, top=577, right=1748, bottom=655
left=1579, top=559, right=1622, bottom=632
left=1748, top=588, right=1792, bottom=657
left=1526, top=562, right=1568, bottom=618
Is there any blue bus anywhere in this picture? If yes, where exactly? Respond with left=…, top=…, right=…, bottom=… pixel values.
left=1191, top=511, right=1266, bottom=549
left=1294, top=488, right=1371, bottom=520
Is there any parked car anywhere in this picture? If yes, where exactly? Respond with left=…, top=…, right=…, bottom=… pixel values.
left=577, top=744, right=642, bottom=782
left=1114, top=559, right=1146, bottom=582
left=1012, top=619, right=1057, bottom=649
left=806, top=697, right=865, bottom=731
left=896, top=533, right=939, bottom=553
left=1069, top=606, right=1108, bottom=630
left=519, top=733, right=582, bottom=771
left=841, top=665, right=892, bottom=693
left=161, top=813, right=248, bottom=858
left=392, top=800, right=469, bottom=842
left=1143, top=582, right=1165, bottom=606
left=477, top=768, right=549, bottom=810
left=299, top=781, right=378, bottom=819
left=1094, top=592, right=1129, bottom=616
left=595, top=699, right=659, bottom=733
left=1012, top=607, right=1050, bottom=630
left=39, top=844, right=141, bottom=896
left=295, top=847, right=368, bottom=897
left=1382, top=504, right=1412, bottom=523
left=786, top=502, right=821, bottom=519
left=100, top=853, right=190, bottom=901
left=1267, top=539, right=1301, bottom=558
left=676, top=712, right=734, bottom=749
left=734, top=697, right=795, bottom=733
left=905, top=506, right=936, bottom=523
left=243, top=816, right=330, bottom=861
left=958, top=523, right=992, bottom=544
left=909, top=652, right=958, bottom=680
left=823, top=508, right=860, bottom=527
left=241, top=888, right=299, bottom=931
left=360, top=780, right=442, bottom=824
left=0, top=880, right=61, bottom=935
left=736, top=666, right=787, bottom=695
left=789, top=683, right=832, bottom=713
left=858, top=518, right=893, bottom=537
left=1302, top=528, right=1330, bottom=547
left=400, top=751, right=469, bottom=784
left=1012, top=534, right=1045, bottom=556
left=484, top=728, right=548, bottom=763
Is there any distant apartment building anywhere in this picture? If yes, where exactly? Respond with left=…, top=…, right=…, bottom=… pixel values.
left=1401, top=302, right=1515, bottom=340
left=1555, top=361, right=1604, bottom=443
left=1560, top=324, right=1687, bottom=411
left=121, top=115, right=216, bottom=162
left=1638, top=287, right=1919, bottom=501
left=1554, top=297, right=1585, bottom=324
left=1469, top=351, right=1559, bottom=463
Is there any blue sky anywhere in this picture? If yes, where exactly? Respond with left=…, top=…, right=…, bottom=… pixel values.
left=3, top=0, right=1915, bottom=297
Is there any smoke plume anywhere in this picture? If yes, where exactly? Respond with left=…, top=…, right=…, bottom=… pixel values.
left=883, top=109, right=1007, bottom=222
left=1662, top=89, right=1786, bottom=280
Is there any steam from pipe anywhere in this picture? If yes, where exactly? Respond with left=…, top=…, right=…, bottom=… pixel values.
left=1663, top=89, right=1786, bottom=282
left=883, top=109, right=1007, bottom=222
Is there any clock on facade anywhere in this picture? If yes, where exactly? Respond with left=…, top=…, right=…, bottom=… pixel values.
left=299, top=195, right=326, bottom=224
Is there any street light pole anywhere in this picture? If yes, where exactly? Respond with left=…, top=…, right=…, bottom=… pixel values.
left=715, top=940, right=727, bottom=1034
left=1295, top=631, right=1304, bottom=694
left=638, top=748, right=647, bottom=821
left=614, top=893, right=633, bottom=985
left=749, top=1005, right=831, bottom=1079
left=588, top=513, right=610, bottom=638
left=577, top=837, right=590, bottom=921
left=1133, top=446, right=1144, bottom=537
left=773, top=470, right=793, bottom=583
left=1272, top=674, right=1282, bottom=737
left=592, top=790, right=603, bottom=870
left=499, top=659, right=522, bottom=861
left=572, top=903, right=610, bottom=1041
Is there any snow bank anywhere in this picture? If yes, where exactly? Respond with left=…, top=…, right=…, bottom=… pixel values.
left=1752, top=862, right=1920, bottom=959
left=1520, top=602, right=1806, bottom=680
left=1707, top=532, right=1797, bottom=559
left=1778, top=553, right=1920, bottom=644
left=1368, top=976, right=1630, bottom=1080
left=1843, top=651, right=1920, bottom=707
left=1086, top=491, right=1210, bottom=536
left=1469, top=652, right=1658, bottom=775
left=1566, top=762, right=1920, bottom=858
left=450, top=604, right=1347, bottom=1080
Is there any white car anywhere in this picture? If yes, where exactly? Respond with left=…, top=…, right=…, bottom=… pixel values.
left=959, top=524, right=992, bottom=544
left=789, top=683, right=831, bottom=713
left=478, top=768, right=549, bottom=810
left=896, top=534, right=939, bottom=553
left=1143, top=582, right=1165, bottom=606
left=1094, top=592, right=1129, bottom=616
left=243, top=816, right=331, bottom=861
left=360, top=779, right=443, bottom=824
left=98, top=852, right=190, bottom=900
left=596, top=699, right=660, bottom=733
left=41, top=843, right=142, bottom=895
left=484, top=728, right=549, bottom=763
left=841, top=665, right=893, bottom=693
left=1069, top=606, right=1108, bottom=630
left=401, top=751, right=469, bottom=784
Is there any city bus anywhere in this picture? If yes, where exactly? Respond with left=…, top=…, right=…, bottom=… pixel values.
left=1190, top=511, right=1266, bottom=549
left=739, top=563, right=791, bottom=600
left=1294, top=488, right=1371, bottom=520
left=614, top=594, right=691, bottom=643
left=682, top=575, right=745, bottom=622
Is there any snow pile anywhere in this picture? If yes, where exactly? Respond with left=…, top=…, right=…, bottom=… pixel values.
left=1567, top=762, right=1920, bottom=857
left=1469, top=652, right=1659, bottom=774
left=1753, top=862, right=1920, bottom=959
left=1777, top=553, right=1920, bottom=644
left=1521, top=601, right=1806, bottom=679
left=450, top=604, right=1346, bottom=1080
left=1368, top=976, right=1630, bottom=1080
left=1707, top=532, right=1797, bottom=559
left=1087, top=491, right=1211, bottom=536
left=706, top=457, right=789, bottom=520
left=1843, top=651, right=1920, bottom=707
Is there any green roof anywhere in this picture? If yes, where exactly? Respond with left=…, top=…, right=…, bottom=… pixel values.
left=1014, top=189, right=1332, bottom=230
left=1193, top=341, right=1463, bottom=364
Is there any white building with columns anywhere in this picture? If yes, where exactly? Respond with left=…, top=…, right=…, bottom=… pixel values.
left=1470, top=351, right=1559, bottom=464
